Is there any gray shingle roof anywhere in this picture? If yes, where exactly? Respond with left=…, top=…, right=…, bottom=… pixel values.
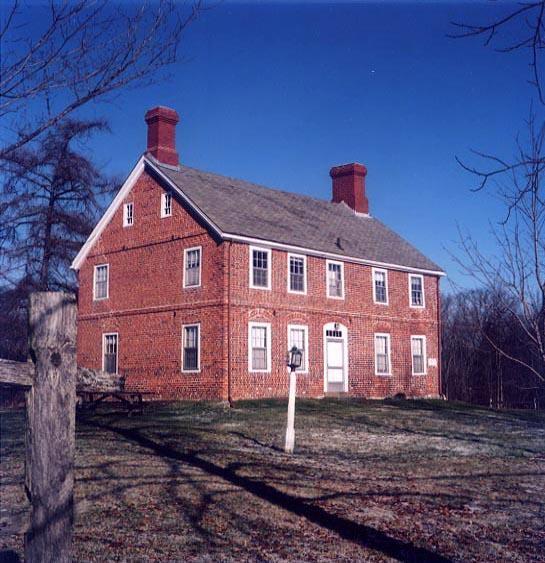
left=155, top=162, right=444, bottom=274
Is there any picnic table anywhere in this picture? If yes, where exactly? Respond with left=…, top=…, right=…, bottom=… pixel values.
left=77, top=389, right=155, bottom=415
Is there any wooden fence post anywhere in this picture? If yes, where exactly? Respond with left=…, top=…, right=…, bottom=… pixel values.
left=24, top=292, right=77, bottom=563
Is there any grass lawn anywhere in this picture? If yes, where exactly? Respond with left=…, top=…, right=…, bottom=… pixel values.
left=1, top=399, right=545, bottom=562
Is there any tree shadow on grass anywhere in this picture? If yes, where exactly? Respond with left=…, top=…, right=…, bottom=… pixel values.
left=84, top=418, right=452, bottom=563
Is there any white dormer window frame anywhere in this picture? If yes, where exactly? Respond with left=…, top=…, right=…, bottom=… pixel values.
left=249, top=246, right=272, bottom=290
left=409, top=274, right=425, bottom=308
left=161, top=192, right=172, bottom=218
left=123, top=202, right=134, bottom=227
left=326, top=260, right=344, bottom=299
left=287, top=253, right=307, bottom=295
left=93, top=263, right=109, bottom=301
left=372, top=267, right=389, bottom=305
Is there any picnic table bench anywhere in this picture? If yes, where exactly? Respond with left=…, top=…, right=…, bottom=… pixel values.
left=77, top=389, right=155, bottom=415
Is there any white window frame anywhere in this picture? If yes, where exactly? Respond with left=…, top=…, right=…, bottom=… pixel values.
left=287, top=324, right=309, bottom=373
left=411, top=335, right=427, bottom=375
left=123, top=202, right=134, bottom=227
left=409, top=274, right=425, bottom=308
left=102, top=332, right=119, bottom=374
left=93, top=263, right=109, bottom=301
left=248, top=321, right=272, bottom=373
left=249, top=246, right=272, bottom=290
left=183, top=246, right=202, bottom=289
left=161, top=192, right=172, bottom=218
left=374, top=332, right=392, bottom=376
left=181, top=323, right=201, bottom=373
left=326, top=260, right=344, bottom=299
left=287, top=253, right=307, bottom=295
left=372, top=267, right=389, bottom=305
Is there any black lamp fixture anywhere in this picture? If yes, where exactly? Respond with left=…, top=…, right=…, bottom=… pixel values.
left=287, top=345, right=303, bottom=372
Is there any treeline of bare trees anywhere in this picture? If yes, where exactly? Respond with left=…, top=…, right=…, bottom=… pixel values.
left=441, top=289, right=543, bottom=410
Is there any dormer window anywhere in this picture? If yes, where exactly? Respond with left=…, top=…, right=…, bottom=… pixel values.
left=161, top=193, right=172, bottom=218
left=123, top=202, right=134, bottom=227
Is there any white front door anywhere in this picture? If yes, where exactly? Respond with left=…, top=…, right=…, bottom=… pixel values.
left=323, top=323, right=348, bottom=392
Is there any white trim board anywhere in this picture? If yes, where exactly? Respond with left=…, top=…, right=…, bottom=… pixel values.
left=71, top=155, right=447, bottom=277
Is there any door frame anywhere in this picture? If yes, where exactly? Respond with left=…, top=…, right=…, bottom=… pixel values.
left=323, top=322, right=349, bottom=393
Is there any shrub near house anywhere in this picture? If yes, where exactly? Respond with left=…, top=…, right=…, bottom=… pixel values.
left=73, top=106, right=445, bottom=401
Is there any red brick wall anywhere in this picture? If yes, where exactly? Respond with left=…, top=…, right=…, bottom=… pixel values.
left=77, top=167, right=441, bottom=401
left=226, top=244, right=440, bottom=400
left=77, top=169, right=227, bottom=400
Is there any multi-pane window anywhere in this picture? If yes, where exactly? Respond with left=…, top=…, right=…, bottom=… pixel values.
left=161, top=193, right=172, bottom=217
left=250, top=247, right=271, bottom=289
left=327, top=261, right=344, bottom=298
left=374, top=333, right=391, bottom=375
left=94, top=264, right=109, bottom=300
left=249, top=322, right=271, bottom=372
left=123, top=202, right=134, bottom=227
left=288, top=325, right=308, bottom=372
left=411, top=336, right=426, bottom=375
left=288, top=255, right=306, bottom=293
left=182, top=325, right=200, bottom=372
left=409, top=274, right=424, bottom=307
left=373, top=268, right=388, bottom=304
left=103, top=333, right=118, bottom=374
left=184, top=247, right=201, bottom=288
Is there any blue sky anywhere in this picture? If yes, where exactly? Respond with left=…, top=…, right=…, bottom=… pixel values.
left=79, top=1, right=534, bottom=289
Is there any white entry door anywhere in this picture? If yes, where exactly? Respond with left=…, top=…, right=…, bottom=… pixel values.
left=324, top=323, right=348, bottom=392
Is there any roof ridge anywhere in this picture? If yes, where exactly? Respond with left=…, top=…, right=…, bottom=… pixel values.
left=165, top=162, right=346, bottom=212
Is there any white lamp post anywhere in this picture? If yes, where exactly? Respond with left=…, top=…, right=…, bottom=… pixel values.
left=285, top=345, right=303, bottom=454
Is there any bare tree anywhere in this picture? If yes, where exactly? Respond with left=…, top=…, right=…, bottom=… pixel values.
left=0, top=0, right=203, bottom=159
left=453, top=114, right=545, bottom=386
left=450, top=1, right=545, bottom=104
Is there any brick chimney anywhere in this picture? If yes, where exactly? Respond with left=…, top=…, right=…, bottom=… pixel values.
left=144, top=106, right=180, bottom=166
left=330, top=163, right=369, bottom=214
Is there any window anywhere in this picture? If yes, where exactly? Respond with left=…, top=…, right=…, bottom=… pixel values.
left=161, top=193, right=172, bottom=218
left=123, top=202, right=134, bottom=227
left=326, top=260, right=344, bottom=298
left=102, top=333, right=118, bottom=374
left=183, top=247, right=201, bottom=288
left=93, top=264, right=109, bottom=300
left=411, top=336, right=427, bottom=375
left=409, top=274, right=425, bottom=307
left=249, top=322, right=271, bottom=372
left=373, top=268, right=388, bottom=305
left=287, top=324, right=308, bottom=372
left=249, top=247, right=271, bottom=290
left=182, top=324, right=200, bottom=372
left=288, top=254, right=306, bottom=294
left=374, top=333, right=391, bottom=376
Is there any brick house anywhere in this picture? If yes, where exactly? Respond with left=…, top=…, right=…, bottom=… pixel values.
left=72, top=106, right=445, bottom=401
